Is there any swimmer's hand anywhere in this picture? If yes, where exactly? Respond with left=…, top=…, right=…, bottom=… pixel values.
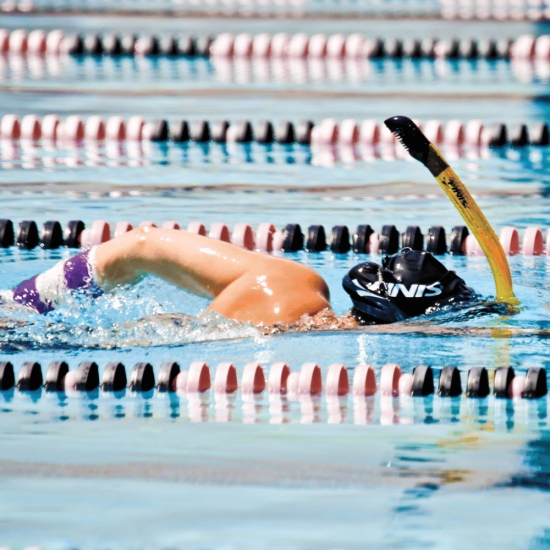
left=0, top=316, right=29, bottom=330
left=261, top=308, right=359, bottom=335
left=129, top=312, right=196, bottom=328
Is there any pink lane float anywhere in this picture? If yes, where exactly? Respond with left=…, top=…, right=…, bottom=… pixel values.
left=0, top=114, right=547, bottom=147
left=2, top=361, right=548, bottom=403
left=5, top=29, right=550, bottom=58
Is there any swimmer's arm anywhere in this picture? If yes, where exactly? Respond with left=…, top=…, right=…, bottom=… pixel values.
left=95, top=227, right=255, bottom=297
left=203, top=263, right=331, bottom=325
left=94, top=227, right=330, bottom=325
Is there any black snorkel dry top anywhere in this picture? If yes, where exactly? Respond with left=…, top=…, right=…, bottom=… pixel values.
left=343, top=248, right=478, bottom=324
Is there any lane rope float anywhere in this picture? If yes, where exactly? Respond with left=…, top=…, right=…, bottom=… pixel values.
left=384, top=115, right=515, bottom=302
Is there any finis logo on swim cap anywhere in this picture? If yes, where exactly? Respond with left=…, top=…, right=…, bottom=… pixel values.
left=385, top=281, right=443, bottom=298
left=354, top=278, right=443, bottom=299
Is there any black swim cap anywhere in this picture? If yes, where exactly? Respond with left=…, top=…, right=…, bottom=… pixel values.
left=342, top=248, right=477, bottom=324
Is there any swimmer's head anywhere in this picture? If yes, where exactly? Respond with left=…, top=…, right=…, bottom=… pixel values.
left=342, top=248, right=477, bottom=324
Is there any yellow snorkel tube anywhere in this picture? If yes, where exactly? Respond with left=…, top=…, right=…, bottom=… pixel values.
left=384, top=116, right=515, bottom=303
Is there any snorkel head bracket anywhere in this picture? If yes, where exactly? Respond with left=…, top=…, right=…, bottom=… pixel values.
left=343, top=249, right=477, bottom=324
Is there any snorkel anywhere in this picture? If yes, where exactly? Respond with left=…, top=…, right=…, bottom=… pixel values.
left=384, top=116, right=516, bottom=304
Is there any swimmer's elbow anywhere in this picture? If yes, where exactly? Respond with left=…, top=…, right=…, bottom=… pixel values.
left=306, top=270, right=330, bottom=300
left=297, top=271, right=331, bottom=315
left=319, top=278, right=330, bottom=300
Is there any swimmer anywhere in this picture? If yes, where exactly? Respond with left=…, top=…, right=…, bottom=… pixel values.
left=0, top=226, right=478, bottom=330
left=0, top=117, right=514, bottom=331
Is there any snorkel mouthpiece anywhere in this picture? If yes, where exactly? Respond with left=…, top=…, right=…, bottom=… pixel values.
left=384, top=115, right=516, bottom=304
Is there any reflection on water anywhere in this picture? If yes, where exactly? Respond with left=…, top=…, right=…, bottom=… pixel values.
left=1, top=139, right=314, bottom=170
left=506, top=435, right=550, bottom=491
left=1, top=137, right=548, bottom=172
left=28, top=0, right=441, bottom=16
left=3, top=54, right=550, bottom=90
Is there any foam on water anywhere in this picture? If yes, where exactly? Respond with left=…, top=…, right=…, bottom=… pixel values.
left=0, top=277, right=261, bottom=349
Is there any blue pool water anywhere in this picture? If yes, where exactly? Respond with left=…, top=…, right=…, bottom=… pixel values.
left=3, top=11, right=550, bottom=550
left=2, top=147, right=550, bottom=547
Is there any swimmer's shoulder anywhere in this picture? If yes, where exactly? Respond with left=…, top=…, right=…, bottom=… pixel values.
left=263, top=255, right=330, bottom=298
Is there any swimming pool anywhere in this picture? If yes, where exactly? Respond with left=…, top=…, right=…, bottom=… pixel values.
left=2, top=11, right=550, bottom=550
